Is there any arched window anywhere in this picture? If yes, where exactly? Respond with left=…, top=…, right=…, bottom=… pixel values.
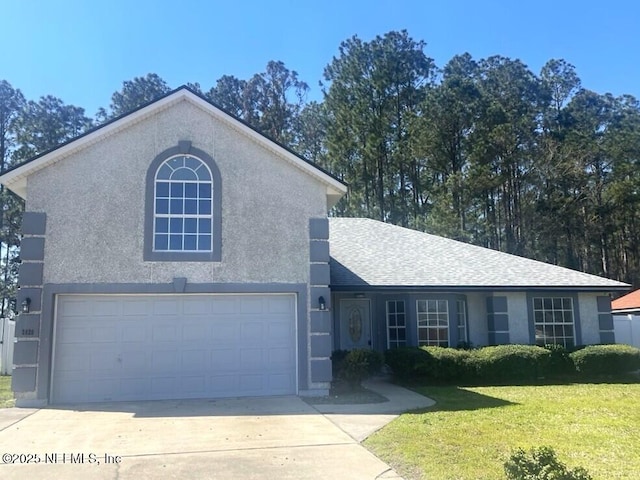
left=154, top=155, right=212, bottom=252
left=144, top=141, right=221, bottom=261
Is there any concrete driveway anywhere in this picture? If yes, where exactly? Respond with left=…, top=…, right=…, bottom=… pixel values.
left=0, top=395, right=405, bottom=479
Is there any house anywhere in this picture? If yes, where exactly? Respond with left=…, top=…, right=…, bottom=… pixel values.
left=0, top=86, right=629, bottom=406
left=329, top=218, right=628, bottom=351
left=612, top=290, right=640, bottom=348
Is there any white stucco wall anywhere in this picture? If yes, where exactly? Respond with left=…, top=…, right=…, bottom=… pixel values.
left=26, top=100, right=328, bottom=285
left=466, top=292, right=488, bottom=346
left=504, top=292, right=530, bottom=344
left=578, top=292, right=602, bottom=345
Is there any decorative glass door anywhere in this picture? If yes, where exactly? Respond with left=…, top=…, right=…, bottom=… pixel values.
left=339, top=299, right=372, bottom=350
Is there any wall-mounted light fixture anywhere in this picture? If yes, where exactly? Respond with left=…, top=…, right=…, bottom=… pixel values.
left=21, top=297, right=31, bottom=314
left=318, top=296, right=326, bottom=311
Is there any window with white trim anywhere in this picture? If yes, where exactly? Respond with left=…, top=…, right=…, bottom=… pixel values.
left=386, top=300, right=406, bottom=349
left=153, top=155, right=213, bottom=252
left=456, top=299, right=468, bottom=346
left=533, top=297, right=575, bottom=348
left=417, top=299, right=449, bottom=347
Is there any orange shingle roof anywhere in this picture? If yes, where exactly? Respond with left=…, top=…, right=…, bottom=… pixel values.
left=612, top=289, right=640, bottom=311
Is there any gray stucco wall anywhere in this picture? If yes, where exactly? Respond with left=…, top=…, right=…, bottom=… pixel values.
left=19, top=99, right=333, bottom=404
left=26, top=100, right=328, bottom=285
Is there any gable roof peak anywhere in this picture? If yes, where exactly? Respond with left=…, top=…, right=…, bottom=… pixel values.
left=0, top=86, right=346, bottom=204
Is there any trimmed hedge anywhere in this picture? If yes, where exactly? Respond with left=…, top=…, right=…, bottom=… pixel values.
left=416, top=346, right=473, bottom=381
left=472, top=345, right=551, bottom=382
left=382, top=347, right=430, bottom=381
left=385, top=344, right=640, bottom=383
left=385, top=345, right=552, bottom=383
left=570, top=344, right=640, bottom=375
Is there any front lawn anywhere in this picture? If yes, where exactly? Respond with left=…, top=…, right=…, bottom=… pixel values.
left=365, top=383, right=640, bottom=480
left=0, top=375, right=14, bottom=408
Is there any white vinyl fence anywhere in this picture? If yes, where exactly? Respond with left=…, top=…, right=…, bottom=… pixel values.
left=614, top=314, right=640, bottom=349
left=0, top=317, right=15, bottom=375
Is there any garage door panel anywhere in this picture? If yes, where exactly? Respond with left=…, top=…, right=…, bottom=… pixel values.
left=52, top=294, right=297, bottom=403
left=181, top=376, right=206, bottom=393
left=121, top=323, right=147, bottom=342
left=241, top=322, right=264, bottom=344
left=269, top=347, right=293, bottom=366
left=209, top=298, right=236, bottom=314
left=121, top=299, right=151, bottom=316
left=151, top=349, right=179, bottom=371
left=92, top=301, right=121, bottom=316
left=183, top=298, right=211, bottom=315
left=240, top=348, right=266, bottom=369
left=57, top=326, right=90, bottom=344
left=240, top=297, right=263, bottom=314
left=181, top=322, right=210, bottom=342
left=210, top=348, right=239, bottom=370
left=121, top=351, right=147, bottom=372
left=56, top=351, right=89, bottom=373
left=91, top=324, right=118, bottom=342
left=90, top=351, right=119, bottom=373
left=212, top=323, right=238, bottom=342
left=268, top=296, right=294, bottom=313
left=152, top=324, right=177, bottom=342
left=152, top=299, right=180, bottom=315
left=182, top=349, right=206, bottom=369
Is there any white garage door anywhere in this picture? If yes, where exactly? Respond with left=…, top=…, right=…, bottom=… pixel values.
left=52, top=294, right=297, bottom=404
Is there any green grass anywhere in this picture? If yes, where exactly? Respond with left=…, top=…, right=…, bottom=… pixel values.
left=0, top=375, right=15, bottom=408
left=365, top=383, right=640, bottom=480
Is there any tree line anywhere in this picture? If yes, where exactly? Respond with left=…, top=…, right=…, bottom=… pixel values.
left=2, top=29, right=640, bottom=315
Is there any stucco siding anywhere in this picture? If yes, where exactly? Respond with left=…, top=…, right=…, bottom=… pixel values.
left=466, top=292, right=488, bottom=346
left=504, top=292, right=530, bottom=344
left=578, top=292, right=602, bottom=345
left=26, top=100, right=327, bottom=285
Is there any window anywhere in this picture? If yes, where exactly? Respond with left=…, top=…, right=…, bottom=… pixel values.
left=144, top=141, right=221, bottom=262
left=533, top=297, right=575, bottom=348
left=417, top=299, right=449, bottom=347
left=456, top=299, right=468, bottom=346
left=386, top=300, right=406, bottom=349
left=153, top=155, right=212, bottom=252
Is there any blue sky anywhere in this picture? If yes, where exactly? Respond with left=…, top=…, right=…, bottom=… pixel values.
left=2, top=0, right=638, bottom=117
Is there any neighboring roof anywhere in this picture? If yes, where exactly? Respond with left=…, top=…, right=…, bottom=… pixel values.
left=329, top=217, right=630, bottom=291
left=612, top=289, right=640, bottom=312
left=0, top=86, right=347, bottom=206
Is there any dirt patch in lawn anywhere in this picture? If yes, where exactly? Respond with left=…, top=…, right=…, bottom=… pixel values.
left=304, top=382, right=388, bottom=405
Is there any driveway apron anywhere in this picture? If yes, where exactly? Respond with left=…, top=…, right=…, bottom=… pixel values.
left=0, top=395, right=403, bottom=479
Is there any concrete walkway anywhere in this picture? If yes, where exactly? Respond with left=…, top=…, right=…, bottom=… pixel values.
left=311, top=377, right=435, bottom=442
left=0, top=380, right=434, bottom=479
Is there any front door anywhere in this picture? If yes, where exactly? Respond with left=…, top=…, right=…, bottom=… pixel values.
left=339, top=299, right=372, bottom=350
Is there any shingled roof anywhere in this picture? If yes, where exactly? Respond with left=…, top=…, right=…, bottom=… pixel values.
left=329, top=217, right=630, bottom=291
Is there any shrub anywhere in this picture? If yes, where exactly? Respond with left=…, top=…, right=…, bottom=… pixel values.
left=384, top=347, right=432, bottom=381
left=569, top=344, right=640, bottom=375
left=418, top=346, right=474, bottom=381
left=330, top=350, right=350, bottom=378
left=472, top=345, right=551, bottom=382
left=504, top=446, right=592, bottom=480
left=543, top=344, right=576, bottom=376
left=334, top=349, right=384, bottom=386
